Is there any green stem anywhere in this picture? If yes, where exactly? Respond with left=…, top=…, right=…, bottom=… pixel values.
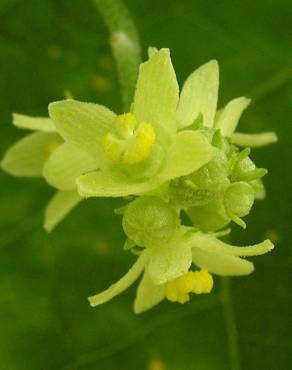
left=93, top=0, right=142, bottom=111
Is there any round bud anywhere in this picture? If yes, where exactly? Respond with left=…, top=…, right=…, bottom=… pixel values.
left=187, top=199, right=230, bottom=232
left=223, top=182, right=255, bottom=217
left=189, top=148, right=228, bottom=190
left=122, top=196, right=179, bottom=247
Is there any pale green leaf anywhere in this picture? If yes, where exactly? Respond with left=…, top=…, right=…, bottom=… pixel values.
left=77, top=170, right=162, bottom=197
left=1, top=132, right=62, bottom=177
left=147, top=242, right=192, bottom=285
left=43, top=142, right=98, bottom=191
left=192, top=248, right=254, bottom=276
left=176, top=60, right=219, bottom=129
left=215, top=97, right=251, bottom=137
left=134, top=271, right=165, bottom=314
left=13, top=113, right=56, bottom=132
left=44, top=190, right=82, bottom=232
left=88, top=251, right=149, bottom=307
left=230, top=131, right=278, bottom=147
left=133, top=48, right=179, bottom=141
left=48, top=99, right=116, bottom=161
left=159, top=130, right=213, bottom=180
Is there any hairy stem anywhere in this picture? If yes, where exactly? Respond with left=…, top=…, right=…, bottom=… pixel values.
left=93, top=0, right=142, bottom=111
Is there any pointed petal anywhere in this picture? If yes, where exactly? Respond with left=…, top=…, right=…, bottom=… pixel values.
left=1, top=132, right=62, bottom=177
left=133, top=49, right=179, bottom=141
left=134, top=271, right=165, bottom=314
left=215, top=97, right=251, bottom=137
left=251, top=179, right=266, bottom=200
left=188, top=232, right=274, bottom=257
left=147, top=243, right=192, bottom=285
left=13, top=113, right=56, bottom=132
left=230, top=132, right=278, bottom=147
left=192, top=248, right=254, bottom=276
left=49, top=99, right=116, bottom=160
left=177, top=60, right=219, bottom=129
left=43, top=142, right=98, bottom=191
left=44, top=190, right=82, bottom=232
left=88, top=251, right=149, bottom=307
left=159, top=130, right=213, bottom=180
left=77, top=170, right=162, bottom=197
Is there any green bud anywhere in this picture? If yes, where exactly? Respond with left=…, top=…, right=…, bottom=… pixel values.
left=122, top=196, right=179, bottom=247
left=189, top=148, right=229, bottom=190
left=223, top=182, right=255, bottom=218
left=187, top=199, right=230, bottom=232
left=230, top=153, right=267, bottom=182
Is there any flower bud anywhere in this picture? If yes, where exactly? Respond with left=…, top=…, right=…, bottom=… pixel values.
left=187, top=199, right=230, bottom=232
left=122, top=196, right=179, bottom=247
left=223, top=181, right=255, bottom=218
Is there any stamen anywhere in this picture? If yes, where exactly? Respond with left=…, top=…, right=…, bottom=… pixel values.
left=101, top=133, right=123, bottom=161
left=115, top=113, right=136, bottom=139
left=101, top=113, right=156, bottom=165
left=123, top=123, right=155, bottom=165
left=165, top=270, right=213, bottom=304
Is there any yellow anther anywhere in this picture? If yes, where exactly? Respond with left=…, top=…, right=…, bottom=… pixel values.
left=101, top=132, right=123, bottom=161
left=165, top=270, right=213, bottom=304
left=191, top=269, right=213, bottom=294
left=123, top=123, right=155, bottom=165
left=46, top=141, right=61, bottom=155
left=115, top=113, right=137, bottom=139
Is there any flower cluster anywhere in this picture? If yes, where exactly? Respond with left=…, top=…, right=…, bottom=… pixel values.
left=1, top=48, right=277, bottom=313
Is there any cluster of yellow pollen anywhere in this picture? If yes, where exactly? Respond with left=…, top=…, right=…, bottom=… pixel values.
left=101, top=113, right=155, bottom=165
left=165, top=269, right=213, bottom=304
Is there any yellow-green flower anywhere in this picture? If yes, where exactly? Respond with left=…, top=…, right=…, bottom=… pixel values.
left=45, top=49, right=214, bottom=198
left=88, top=196, right=273, bottom=313
left=88, top=228, right=273, bottom=313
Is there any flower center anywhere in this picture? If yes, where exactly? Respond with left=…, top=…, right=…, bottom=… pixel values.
left=165, top=269, right=213, bottom=304
left=101, top=113, right=156, bottom=165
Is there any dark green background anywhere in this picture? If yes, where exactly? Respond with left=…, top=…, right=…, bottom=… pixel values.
left=0, top=1, right=291, bottom=369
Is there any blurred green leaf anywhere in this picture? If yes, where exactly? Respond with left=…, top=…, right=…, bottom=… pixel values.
left=0, top=1, right=291, bottom=370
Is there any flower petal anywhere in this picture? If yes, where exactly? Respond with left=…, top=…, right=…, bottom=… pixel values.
left=177, top=60, right=219, bottom=129
left=159, top=130, right=213, bottom=180
left=13, top=113, right=56, bottom=132
left=77, top=170, right=162, bottom=197
left=133, top=49, right=179, bottom=141
left=215, top=97, right=251, bottom=137
left=43, top=142, right=98, bottom=191
left=44, top=190, right=82, bottom=232
left=192, top=248, right=254, bottom=276
left=1, top=132, right=62, bottom=177
left=134, top=271, right=165, bottom=314
left=230, top=132, right=278, bottom=147
left=88, top=251, right=149, bottom=307
left=147, top=242, right=192, bottom=285
left=188, top=232, right=274, bottom=257
left=49, top=99, right=116, bottom=160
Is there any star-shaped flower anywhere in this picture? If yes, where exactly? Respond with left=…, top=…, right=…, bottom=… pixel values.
left=88, top=227, right=273, bottom=313
left=45, top=49, right=214, bottom=199
left=88, top=196, right=273, bottom=313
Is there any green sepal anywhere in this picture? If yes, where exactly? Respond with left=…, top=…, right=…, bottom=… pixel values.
left=133, top=48, right=179, bottom=143
left=49, top=99, right=116, bottom=163
left=1, top=132, right=62, bottom=177
left=134, top=271, right=165, bottom=314
left=177, top=60, right=219, bottom=129
left=13, top=113, right=56, bottom=132
left=44, top=190, right=82, bottom=232
left=43, top=142, right=98, bottom=191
